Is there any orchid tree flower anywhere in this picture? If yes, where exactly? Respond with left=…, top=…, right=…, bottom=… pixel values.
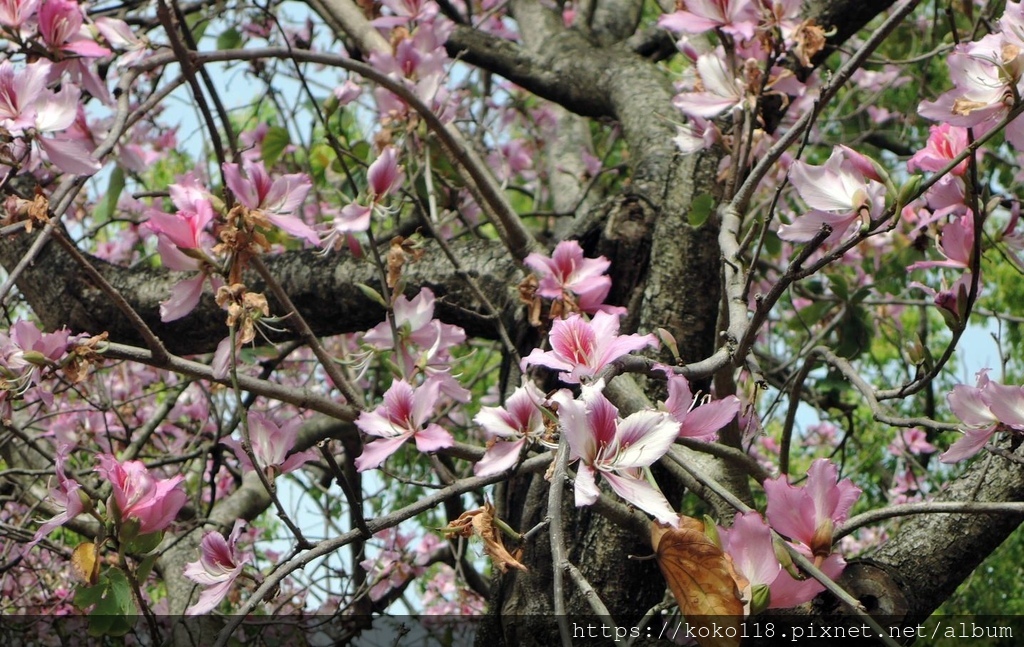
left=908, top=123, right=970, bottom=177
left=910, top=272, right=973, bottom=328
left=0, top=320, right=70, bottom=411
left=184, top=521, right=250, bottom=615
left=96, top=455, right=187, bottom=536
left=474, top=381, right=552, bottom=476
left=908, top=213, right=975, bottom=271
left=354, top=378, right=454, bottom=472
left=918, top=24, right=1024, bottom=147
left=38, top=0, right=110, bottom=59
left=663, top=372, right=741, bottom=441
left=322, top=146, right=404, bottom=248
left=524, top=240, right=624, bottom=314
left=888, top=428, right=937, bottom=458
left=26, top=444, right=84, bottom=551
left=521, top=312, right=657, bottom=384
left=657, top=0, right=760, bottom=41
left=361, top=288, right=468, bottom=400
left=941, top=369, right=1024, bottom=463
left=0, top=60, right=101, bottom=175
left=779, top=145, right=887, bottom=244
left=222, top=411, right=316, bottom=478
left=764, top=458, right=861, bottom=560
left=367, top=146, right=404, bottom=200
left=554, top=383, right=680, bottom=526
left=720, top=511, right=846, bottom=611
left=672, top=53, right=753, bottom=120
left=0, top=0, right=40, bottom=31
left=223, top=159, right=319, bottom=245
left=145, top=174, right=223, bottom=322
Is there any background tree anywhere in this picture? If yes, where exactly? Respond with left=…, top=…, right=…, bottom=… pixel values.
left=2, top=0, right=1024, bottom=645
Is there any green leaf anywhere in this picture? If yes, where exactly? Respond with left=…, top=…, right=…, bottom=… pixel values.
left=828, top=273, right=850, bottom=301
left=123, top=530, right=164, bottom=555
left=216, top=27, right=242, bottom=50
left=93, top=167, right=125, bottom=225
left=74, top=582, right=105, bottom=609
left=687, top=193, right=715, bottom=227
left=356, top=283, right=388, bottom=308
left=261, top=126, right=291, bottom=166
left=135, top=554, right=158, bottom=582
left=835, top=305, right=873, bottom=359
left=185, top=12, right=209, bottom=41
left=78, top=568, right=138, bottom=638
left=309, top=143, right=336, bottom=181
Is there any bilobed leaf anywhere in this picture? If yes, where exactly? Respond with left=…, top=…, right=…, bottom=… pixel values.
left=652, top=517, right=743, bottom=647
left=261, top=126, right=290, bottom=166
left=77, top=568, right=137, bottom=637
left=688, top=193, right=715, bottom=227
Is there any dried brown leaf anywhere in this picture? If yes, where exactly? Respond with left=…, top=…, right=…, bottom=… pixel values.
left=652, top=517, right=743, bottom=647
left=444, top=503, right=527, bottom=574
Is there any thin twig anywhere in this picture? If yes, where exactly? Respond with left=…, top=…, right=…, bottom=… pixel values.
left=548, top=438, right=573, bottom=647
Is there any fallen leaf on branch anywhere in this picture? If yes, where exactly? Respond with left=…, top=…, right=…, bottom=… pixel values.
left=444, top=502, right=527, bottom=573
left=652, top=517, right=743, bottom=647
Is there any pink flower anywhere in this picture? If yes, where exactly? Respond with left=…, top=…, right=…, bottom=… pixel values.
left=333, top=79, right=362, bottom=105
left=144, top=175, right=223, bottom=322
left=27, top=443, right=83, bottom=551
left=322, top=204, right=373, bottom=250
left=888, top=428, right=937, bottom=457
left=521, top=312, right=657, bottom=384
left=367, top=146, right=403, bottom=199
left=663, top=373, right=740, bottom=441
left=657, top=0, right=760, bottom=40
left=764, top=458, right=861, bottom=558
left=910, top=273, right=972, bottom=327
left=941, top=369, right=1024, bottom=462
left=908, top=124, right=970, bottom=176
left=223, top=159, right=318, bottom=245
left=94, top=17, right=149, bottom=68
left=908, top=213, right=974, bottom=271
left=779, top=146, right=887, bottom=244
left=223, top=411, right=316, bottom=477
left=918, top=24, right=1024, bottom=148
left=97, top=455, right=187, bottom=535
left=554, top=383, right=680, bottom=526
left=0, top=320, right=70, bottom=408
left=145, top=190, right=215, bottom=251
left=361, top=289, right=467, bottom=399
left=0, top=60, right=100, bottom=175
left=524, top=240, right=623, bottom=314
left=473, top=381, right=549, bottom=476
left=0, top=0, right=40, bottom=30
left=184, top=521, right=249, bottom=615
left=672, top=53, right=751, bottom=119
left=354, top=378, right=454, bottom=472
left=37, top=0, right=111, bottom=59
left=720, top=511, right=845, bottom=610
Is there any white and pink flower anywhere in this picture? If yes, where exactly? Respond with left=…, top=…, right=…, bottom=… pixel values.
left=354, top=378, right=454, bottom=471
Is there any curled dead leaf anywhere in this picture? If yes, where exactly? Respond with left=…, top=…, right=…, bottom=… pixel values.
left=652, top=517, right=743, bottom=647
left=444, top=502, right=527, bottom=573
left=71, top=541, right=100, bottom=585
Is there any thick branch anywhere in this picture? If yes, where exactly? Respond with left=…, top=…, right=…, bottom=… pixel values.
left=0, top=231, right=519, bottom=354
